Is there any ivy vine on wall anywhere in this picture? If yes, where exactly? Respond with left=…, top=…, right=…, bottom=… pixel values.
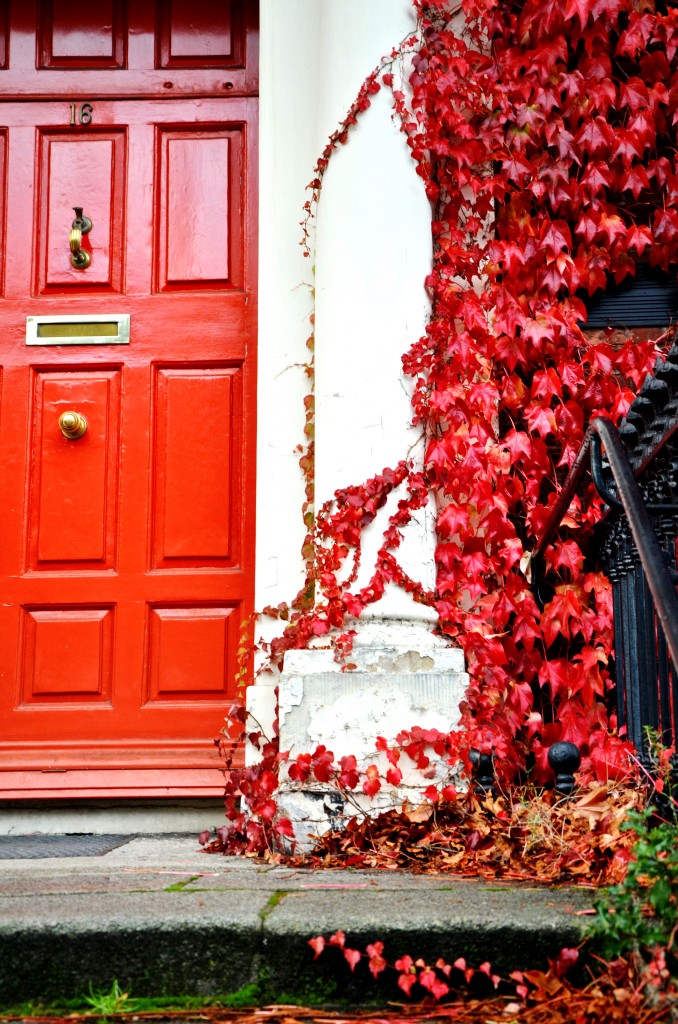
left=214, top=0, right=678, bottom=853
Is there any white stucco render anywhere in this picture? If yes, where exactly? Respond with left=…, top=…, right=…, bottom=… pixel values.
left=256, top=0, right=436, bottom=622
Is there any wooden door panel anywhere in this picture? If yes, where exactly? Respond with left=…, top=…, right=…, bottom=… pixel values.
left=146, top=603, right=238, bottom=703
left=20, top=606, right=114, bottom=705
left=39, top=0, right=125, bottom=69
left=37, top=129, right=125, bottom=293
left=158, top=0, right=243, bottom=69
left=165, top=135, right=231, bottom=285
left=152, top=366, right=241, bottom=567
left=29, top=369, right=121, bottom=569
left=156, top=126, right=244, bottom=291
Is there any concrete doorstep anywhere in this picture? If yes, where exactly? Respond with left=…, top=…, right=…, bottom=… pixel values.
left=0, top=835, right=594, bottom=1008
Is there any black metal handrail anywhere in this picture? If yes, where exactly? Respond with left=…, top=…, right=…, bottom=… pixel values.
left=532, top=415, right=678, bottom=676
left=531, top=407, right=678, bottom=775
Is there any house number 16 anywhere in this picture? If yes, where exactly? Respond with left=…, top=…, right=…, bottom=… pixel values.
left=69, top=103, right=94, bottom=126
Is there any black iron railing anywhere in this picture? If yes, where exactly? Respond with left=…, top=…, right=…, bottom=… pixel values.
left=532, top=346, right=678, bottom=778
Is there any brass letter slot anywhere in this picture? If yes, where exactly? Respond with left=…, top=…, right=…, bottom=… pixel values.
left=38, top=322, right=118, bottom=339
left=26, top=314, right=130, bottom=346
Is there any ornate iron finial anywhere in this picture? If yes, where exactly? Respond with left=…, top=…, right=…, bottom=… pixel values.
left=548, top=741, right=581, bottom=797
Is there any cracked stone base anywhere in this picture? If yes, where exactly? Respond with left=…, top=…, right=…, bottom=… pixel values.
left=263, top=619, right=469, bottom=848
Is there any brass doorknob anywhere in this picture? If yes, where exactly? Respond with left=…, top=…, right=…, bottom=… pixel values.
left=59, top=411, right=88, bottom=439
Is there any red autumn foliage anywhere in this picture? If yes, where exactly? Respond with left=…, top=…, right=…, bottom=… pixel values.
left=307, top=933, right=678, bottom=1020
left=399, top=0, right=676, bottom=782
left=306, top=782, right=640, bottom=884
left=211, top=0, right=678, bottom=859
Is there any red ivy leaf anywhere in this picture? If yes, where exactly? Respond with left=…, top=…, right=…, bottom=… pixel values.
left=363, top=764, right=381, bottom=798
left=366, top=942, right=387, bottom=978
left=398, top=973, right=418, bottom=996
left=339, top=754, right=360, bottom=790
left=345, top=948, right=362, bottom=972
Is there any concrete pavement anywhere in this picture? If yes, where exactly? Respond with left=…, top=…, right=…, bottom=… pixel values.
left=0, top=834, right=594, bottom=1008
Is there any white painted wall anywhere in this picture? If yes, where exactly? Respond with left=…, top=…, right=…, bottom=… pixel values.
left=256, top=1, right=320, bottom=620
left=257, top=0, right=436, bottom=640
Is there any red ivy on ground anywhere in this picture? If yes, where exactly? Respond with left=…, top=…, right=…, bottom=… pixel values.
left=216, top=0, right=678, bottom=855
left=308, top=936, right=677, bottom=1023
left=202, top=729, right=643, bottom=884
left=6, top=949, right=675, bottom=1023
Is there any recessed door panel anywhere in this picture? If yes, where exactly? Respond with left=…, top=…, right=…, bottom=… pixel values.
left=39, top=0, right=125, bottom=68
left=152, top=365, right=241, bottom=567
left=146, top=604, right=237, bottom=703
left=37, top=129, right=125, bottom=293
left=20, top=606, right=114, bottom=705
left=158, top=0, right=242, bottom=68
left=155, top=126, right=244, bottom=291
left=28, top=369, right=120, bottom=569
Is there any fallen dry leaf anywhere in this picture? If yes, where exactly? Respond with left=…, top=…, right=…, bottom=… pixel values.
left=286, top=782, right=644, bottom=887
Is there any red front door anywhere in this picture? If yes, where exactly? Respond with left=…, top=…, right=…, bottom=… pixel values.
left=0, top=3, right=258, bottom=797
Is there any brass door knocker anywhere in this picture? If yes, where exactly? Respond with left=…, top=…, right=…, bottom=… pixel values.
left=69, top=207, right=92, bottom=269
